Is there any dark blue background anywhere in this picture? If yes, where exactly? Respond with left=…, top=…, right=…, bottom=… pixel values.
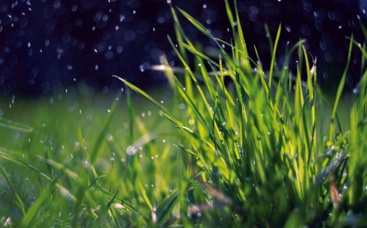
left=0, top=0, right=365, bottom=97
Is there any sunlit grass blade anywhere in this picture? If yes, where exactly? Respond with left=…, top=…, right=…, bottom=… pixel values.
left=138, top=180, right=153, bottom=212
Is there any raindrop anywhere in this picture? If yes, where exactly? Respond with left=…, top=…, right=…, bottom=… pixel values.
left=104, top=51, right=114, bottom=59
left=71, top=5, right=78, bottom=12
left=167, top=0, right=171, bottom=3
left=353, top=87, right=360, bottom=94
left=203, top=4, right=207, bottom=9
left=133, top=10, right=136, bottom=14
left=95, top=64, right=99, bottom=70
left=285, top=25, right=291, bottom=33
left=127, top=145, right=137, bottom=155
left=319, top=41, right=327, bottom=51
left=157, top=17, right=165, bottom=24
left=19, top=18, right=28, bottom=28
left=119, top=15, right=125, bottom=22
left=116, top=46, right=123, bottom=53
left=66, top=65, right=73, bottom=70
left=124, top=30, right=135, bottom=41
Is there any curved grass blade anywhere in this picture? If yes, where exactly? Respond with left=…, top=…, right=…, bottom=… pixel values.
left=155, top=190, right=179, bottom=224
left=0, top=118, right=33, bottom=132
left=329, top=35, right=354, bottom=138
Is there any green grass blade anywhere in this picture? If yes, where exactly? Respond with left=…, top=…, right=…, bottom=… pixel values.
left=330, top=35, right=354, bottom=138
left=0, top=165, right=28, bottom=216
left=89, top=90, right=121, bottom=164
left=138, top=180, right=154, bottom=212
left=20, top=180, right=56, bottom=227
left=155, top=190, right=179, bottom=224
left=0, top=118, right=33, bottom=132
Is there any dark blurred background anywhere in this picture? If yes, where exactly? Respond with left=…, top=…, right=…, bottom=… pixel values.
left=0, top=0, right=366, bottom=97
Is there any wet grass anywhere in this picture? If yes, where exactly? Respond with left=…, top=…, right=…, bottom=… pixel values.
left=1, top=1, right=367, bottom=226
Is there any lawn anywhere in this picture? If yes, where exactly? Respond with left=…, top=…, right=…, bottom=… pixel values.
left=1, top=1, right=367, bottom=227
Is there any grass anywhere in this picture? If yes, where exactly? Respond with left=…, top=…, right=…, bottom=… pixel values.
left=1, top=1, right=367, bottom=226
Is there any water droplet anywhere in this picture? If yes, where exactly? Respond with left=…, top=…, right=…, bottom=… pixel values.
left=353, top=87, right=360, bottom=94
left=285, top=25, right=291, bottom=33
left=116, top=46, right=123, bottom=53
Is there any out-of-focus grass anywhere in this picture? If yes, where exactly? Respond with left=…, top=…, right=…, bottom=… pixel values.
left=0, top=1, right=367, bottom=227
left=0, top=86, right=184, bottom=226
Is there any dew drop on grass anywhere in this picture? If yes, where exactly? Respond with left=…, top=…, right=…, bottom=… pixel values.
left=127, top=145, right=137, bottom=155
left=353, top=87, right=360, bottom=94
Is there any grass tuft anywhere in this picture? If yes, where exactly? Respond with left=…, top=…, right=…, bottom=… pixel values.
left=0, top=1, right=367, bottom=226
